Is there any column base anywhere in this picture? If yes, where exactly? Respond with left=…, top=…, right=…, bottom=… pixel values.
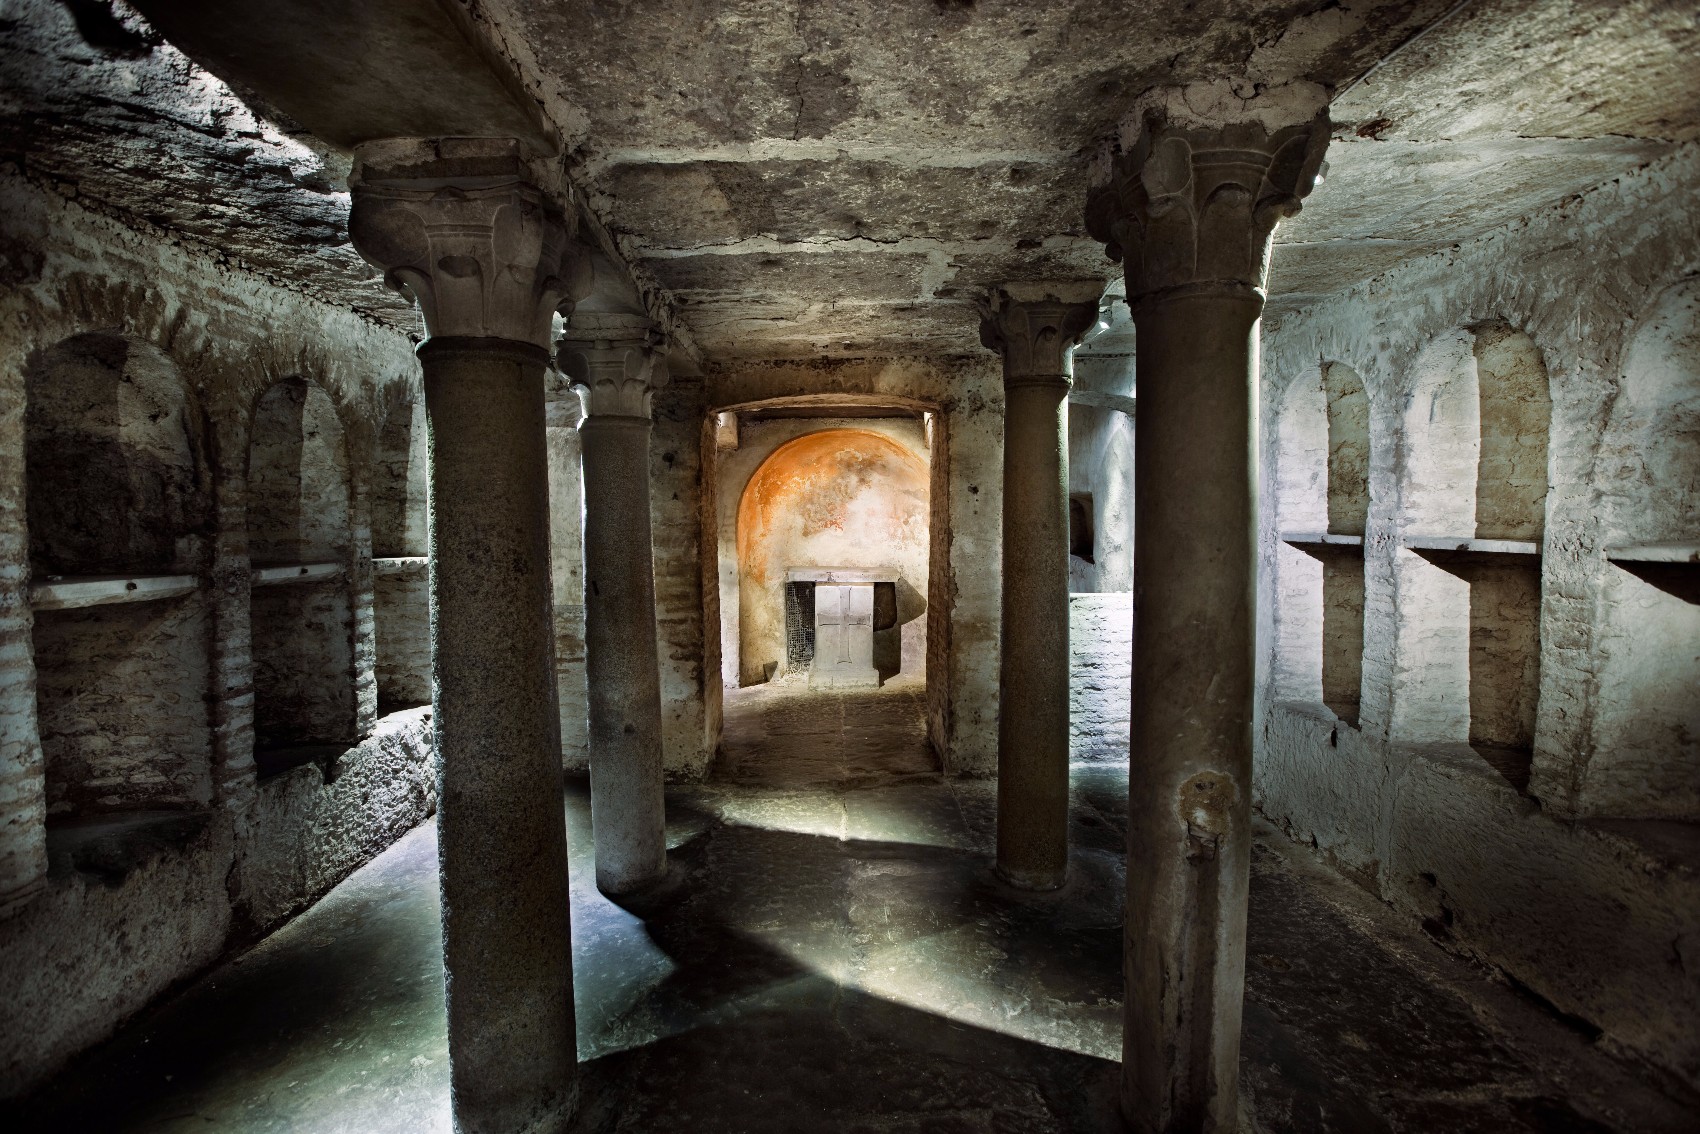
left=995, top=862, right=1067, bottom=892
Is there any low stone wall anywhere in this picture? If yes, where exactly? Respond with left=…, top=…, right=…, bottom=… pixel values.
left=233, top=707, right=436, bottom=935
left=0, top=709, right=434, bottom=1097
left=1069, top=592, right=1131, bottom=763
left=1260, top=702, right=1700, bottom=1088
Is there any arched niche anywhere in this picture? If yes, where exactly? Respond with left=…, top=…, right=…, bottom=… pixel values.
left=1473, top=324, right=1551, bottom=541
left=734, top=428, right=930, bottom=686
left=370, top=398, right=431, bottom=710
left=246, top=378, right=357, bottom=761
left=371, top=398, right=429, bottom=559
left=1270, top=363, right=1369, bottom=725
left=1396, top=326, right=1548, bottom=791
left=1588, top=277, right=1700, bottom=819
left=25, top=332, right=214, bottom=821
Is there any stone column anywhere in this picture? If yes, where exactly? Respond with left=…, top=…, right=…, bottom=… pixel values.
left=349, top=137, right=591, bottom=1134
left=557, top=313, right=668, bottom=895
left=1085, top=85, right=1329, bottom=1133
left=980, top=285, right=1101, bottom=890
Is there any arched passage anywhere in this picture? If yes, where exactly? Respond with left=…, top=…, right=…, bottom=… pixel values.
left=733, top=427, right=930, bottom=688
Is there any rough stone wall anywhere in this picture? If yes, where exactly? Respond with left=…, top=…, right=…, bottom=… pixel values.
left=1256, top=145, right=1700, bottom=1087
left=373, top=559, right=431, bottom=709
left=231, top=707, right=435, bottom=935
left=0, top=172, right=432, bottom=1094
left=708, top=356, right=1003, bottom=774
left=651, top=379, right=718, bottom=779
left=546, top=382, right=589, bottom=771
left=34, top=599, right=213, bottom=817
left=1068, top=592, right=1131, bottom=762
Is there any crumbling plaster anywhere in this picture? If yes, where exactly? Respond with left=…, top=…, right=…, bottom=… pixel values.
left=0, top=172, right=435, bottom=1096
left=1256, top=143, right=1700, bottom=1087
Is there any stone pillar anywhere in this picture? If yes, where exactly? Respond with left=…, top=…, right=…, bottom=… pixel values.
left=980, top=285, right=1101, bottom=890
left=557, top=313, right=668, bottom=895
left=349, top=137, right=591, bottom=1134
left=1085, top=85, right=1329, bottom=1133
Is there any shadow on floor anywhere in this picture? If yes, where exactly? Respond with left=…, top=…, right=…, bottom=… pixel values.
left=9, top=682, right=1696, bottom=1133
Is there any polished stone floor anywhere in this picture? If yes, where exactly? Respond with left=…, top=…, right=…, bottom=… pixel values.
left=11, top=679, right=1694, bottom=1132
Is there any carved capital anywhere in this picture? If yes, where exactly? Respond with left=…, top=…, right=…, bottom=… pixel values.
left=556, top=312, right=670, bottom=418
left=347, top=137, right=592, bottom=348
left=978, top=283, right=1102, bottom=388
left=1086, top=101, right=1328, bottom=306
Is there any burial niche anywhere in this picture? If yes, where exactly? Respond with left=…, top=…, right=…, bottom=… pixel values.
left=1589, top=278, right=1700, bottom=819
left=370, top=397, right=430, bottom=711
left=246, top=378, right=357, bottom=773
left=25, top=332, right=214, bottom=821
left=1401, top=326, right=1548, bottom=791
left=1274, top=362, right=1369, bottom=725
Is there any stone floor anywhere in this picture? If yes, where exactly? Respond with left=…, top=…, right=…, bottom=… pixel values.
left=10, top=680, right=1695, bottom=1132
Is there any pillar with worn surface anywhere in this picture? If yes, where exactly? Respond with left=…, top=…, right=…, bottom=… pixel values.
left=558, top=314, right=668, bottom=895
left=981, top=285, right=1100, bottom=890
left=1086, top=89, right=1329, bottom=1132
left=349, top=137, right=591, bottom=1134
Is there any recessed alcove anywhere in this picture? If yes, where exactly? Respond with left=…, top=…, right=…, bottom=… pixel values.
left=246, top=378, right=357, bottom=771
left=1398, top=325, right=1549, bottom=790
left=1588, top=278, right=1700, bottom=818
left=370, top=398, right=431, bottom=711
left=25, top=332, right=214, bottom=822
left=1272, top=362, right=1369, bottom=724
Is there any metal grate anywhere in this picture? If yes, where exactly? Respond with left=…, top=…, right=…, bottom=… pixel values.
left=784, top=581, right=816, bottom=671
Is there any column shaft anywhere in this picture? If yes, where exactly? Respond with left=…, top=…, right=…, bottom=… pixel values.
left=579, top=414, right=667, bottom=893
left=1122, top=290, right=1261, bottom=1132
left=422, top=337, right=576, bottom=1134
left=997, top=376, right=1072, bottom=889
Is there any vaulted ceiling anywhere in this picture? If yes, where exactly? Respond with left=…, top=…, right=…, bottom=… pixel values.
left=3, top=0, right=1695, bottom=367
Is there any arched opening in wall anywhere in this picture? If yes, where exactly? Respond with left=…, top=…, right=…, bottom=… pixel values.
left=1273, top=363, right=1369, bottom=725
left=1589, top=277, right=1700, bottom=819
left=1400, top=326, right=1548, bottom=792
left=24, top=332, right=215, bottom=826
left=246, top=378, right=357, bottom=777
left=730, top=425, right=930, bottom=692
left=371, top=398, right=430, bottom=712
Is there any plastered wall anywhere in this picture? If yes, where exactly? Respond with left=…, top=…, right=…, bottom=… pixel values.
left=719, top=418, right=931, bottom=685
left=1257, top=144, right=1700, bottom=1087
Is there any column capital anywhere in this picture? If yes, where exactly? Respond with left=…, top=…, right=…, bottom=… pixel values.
left=347, top=137, right=593, bottom=348
left=978, top=283, right=1103, bottom=388
left=1085, top=83, right=1329, bottom=307
left=556, top=312, right=670, bottom=418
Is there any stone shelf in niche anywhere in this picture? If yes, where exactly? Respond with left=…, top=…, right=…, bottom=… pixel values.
left=251, top=562, right=343, bottom=587
left=29, top=574, right=198, bottom=611
left=373, top=556, right=429, bottom=573
left=1605, top=543, right=1700, bottom=565
left=1402, top=534, right=1541, bottom=558
left=1280, top=531, right=1364, bottom=548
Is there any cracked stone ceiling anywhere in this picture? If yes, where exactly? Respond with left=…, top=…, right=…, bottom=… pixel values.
left=3, top=0, right=1696, bottom=368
